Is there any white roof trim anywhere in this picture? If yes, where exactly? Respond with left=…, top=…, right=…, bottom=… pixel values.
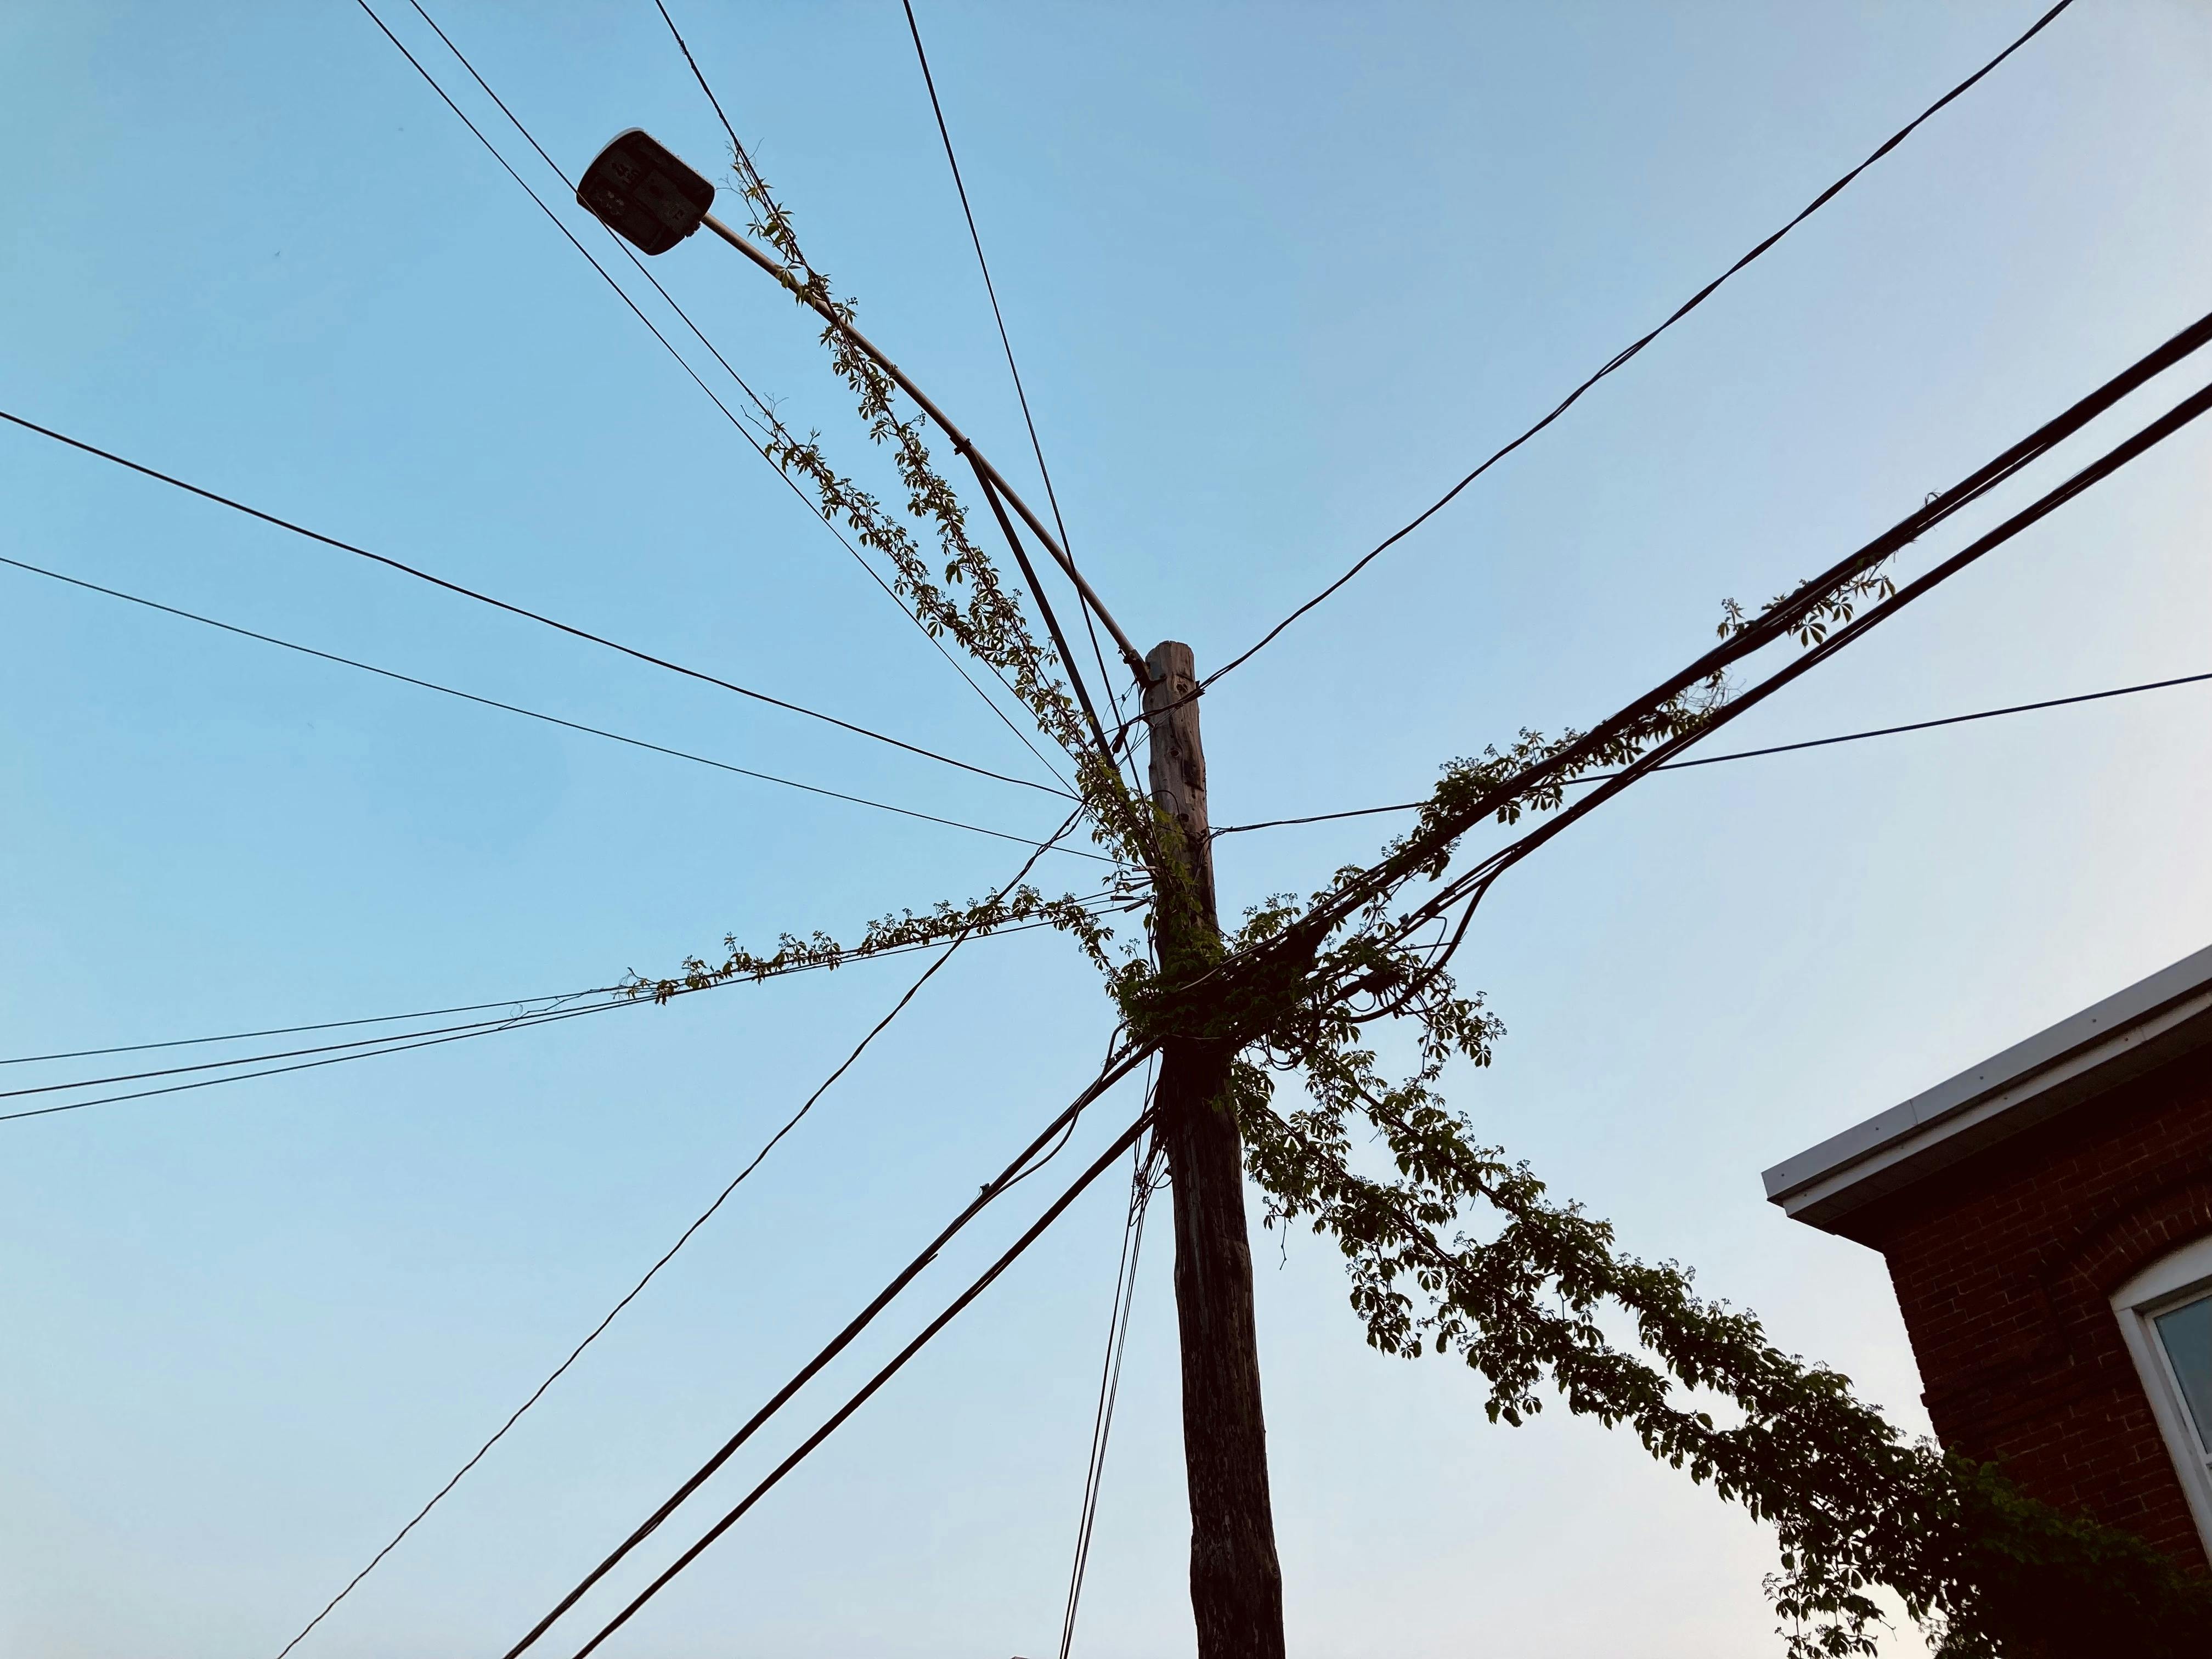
left=1763, top=943, right=2212, bottom=1232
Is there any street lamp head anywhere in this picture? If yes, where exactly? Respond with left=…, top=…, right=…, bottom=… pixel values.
left=575, top=129, right=714, bottom=256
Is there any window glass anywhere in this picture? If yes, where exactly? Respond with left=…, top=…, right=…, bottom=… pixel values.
left=2152, top=1293, right=2212, bottom=1455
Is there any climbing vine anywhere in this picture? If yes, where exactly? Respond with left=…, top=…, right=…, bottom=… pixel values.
left=642, top=139, right=2211, bottom=1656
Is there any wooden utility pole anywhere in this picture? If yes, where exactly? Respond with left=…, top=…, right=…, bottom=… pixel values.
left=1142, top=640, right=1285, bottom=1659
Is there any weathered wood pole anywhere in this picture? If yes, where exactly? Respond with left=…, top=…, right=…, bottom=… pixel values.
left=1142, top=639, right=1285, bottom=1659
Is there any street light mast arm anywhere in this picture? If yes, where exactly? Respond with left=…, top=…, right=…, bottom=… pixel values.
left=699, top=211, right=1150, bottom=686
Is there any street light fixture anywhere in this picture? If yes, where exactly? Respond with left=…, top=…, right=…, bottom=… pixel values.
left=574, top=128, right=1147, bottom=685
left=574, top=128, right=715, bottom=256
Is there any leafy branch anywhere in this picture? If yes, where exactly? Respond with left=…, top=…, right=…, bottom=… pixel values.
left=632, top=142, right=2209, bottom=1656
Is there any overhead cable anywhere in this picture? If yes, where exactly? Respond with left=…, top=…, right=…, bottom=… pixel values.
left=650, top=0, right=1134, bottom=730
left=0, top=555, right=1113, bottom=861
left=1058, top=1125, right=1159, bottom=1659
left=1399, top=370, right=2212, bottom=966
left=0, top=406, right=1066, bottom=800
left=496, top=1043, right=1153, bottom=1659
left=382, top=0, right=1076, bottom=791
left=273, top=818, right=1090, bottom=1659
left=897, top=0, right=1133, bottom=749
left=1211, top=668, right=2212, bottom=836
left=649, top=1, right=1146, bottom=680
left=1206, top=0, right=2077, bottom=687
left=541, top=1104, right=1156, bottom=1659
left=0, top=998, right=630, bottom=1126
left=0, top=989, right=614, bottom=1068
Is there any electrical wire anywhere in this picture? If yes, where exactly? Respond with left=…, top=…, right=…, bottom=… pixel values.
left=1387, top=370, right=2212, bottom=983
left=5, top=904, right=1132, bottom=1132
left=388, top=0, right=1076, bottom=795
left=896, top=0, right=1136, bottom=780
left=650, top=0, right=1141, bottom=717
left=540, top=1104, right=1156, bottom=1659
left=0, top=554, right=1113, bottom=861
left=0, top=989, right=616, bottom=1068
left=495, top=1042, right=1153, bottom=1659
left=0, top=1003, right=634, bottom=1104
left=1210, top=667, right=2212, bottom=836
left=0, top=997, right=629, bottom=1127
left=1263, top=302, right=2212, bottom=954
left=272, top=816, right=1090, bottom=1659
left=1057, top=1115, right=1160, bottom=1659
left=1206, top=0, right=2077, bottom=688
left=0, top=403, right=1066, bottom=803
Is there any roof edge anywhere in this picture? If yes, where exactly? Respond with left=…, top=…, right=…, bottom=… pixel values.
left=1763, top=943, right=2212, bottom=1233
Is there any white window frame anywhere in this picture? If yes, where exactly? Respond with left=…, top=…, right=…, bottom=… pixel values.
left=2112, top=1231, right=2212, bottom=1556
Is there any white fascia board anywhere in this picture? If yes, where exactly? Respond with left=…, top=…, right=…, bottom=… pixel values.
left=1763, top=943, right=2212, bottom=1234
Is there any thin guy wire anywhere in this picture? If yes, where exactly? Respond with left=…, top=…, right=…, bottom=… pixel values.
left=1210, top=667, right=2212, bottom=836
left=897, top=0, right=1135, bottom=780
left=0, top=555, right=1111, bottom=861
left=394, top=0, right=1075, bottom=793
left=270, top=815, right=1085, bottom=1659
left=1206, top=0, right=2077, bottom=687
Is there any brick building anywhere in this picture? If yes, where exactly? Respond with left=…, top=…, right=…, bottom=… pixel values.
left=1762, top=944, right=2212, bottom=1567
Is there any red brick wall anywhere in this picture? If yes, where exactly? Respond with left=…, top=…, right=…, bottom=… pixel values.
left=1837, top=1046, right=2212, bottom=1567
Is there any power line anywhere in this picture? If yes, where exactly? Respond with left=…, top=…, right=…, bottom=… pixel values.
left=272, top=819, right=1088, bottom=1659
left=0, top=1003, right=635, bottom=1104
left=0, top=997, right=629, bottom=1126
left=496, top=1043, right=1152, bottom=1659
left=0, top=404, right=1067, bottom=801
left=1393, top=371, right=2212, bottom=970
left=383, top=0, right=1077, bottom=794
left=0, top=989, right=615, bottom=1068
left=1211, top=667, right=2212, bottom=836
left=541, top=1103, right=1156, bottom=1659
left=0, top=555, right=1114, bottom=861
left=897, top=0, right=1132, bottom=761
left=1206, top=0, right=2077, bottom=688
left=647, top=0, right=1147, bottom=692
left=650, top=0, right=1116, bottom=761
left=4, top=910, right=1126, bottom=1131
left=1058, top=1122, right=1159, bottom=1659
left=1195, top=305, right=2212, bottom=1011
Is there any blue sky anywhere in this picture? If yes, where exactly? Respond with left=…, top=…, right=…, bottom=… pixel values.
left=4, top=3, right=2211, bottom=1655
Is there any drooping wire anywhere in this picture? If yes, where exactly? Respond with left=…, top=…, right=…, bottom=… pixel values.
left=0, top=555, right=1111, bottom=861
left=1209, top=667, right=2212, bottom=837
left=270, top=814, right=1089, bottom=1659
left=1057, top=1085, right=1163, bottom=1659
left=389, top=0, right=1076, bottom=794
left=1206, top=0, right=2078, bottom=687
